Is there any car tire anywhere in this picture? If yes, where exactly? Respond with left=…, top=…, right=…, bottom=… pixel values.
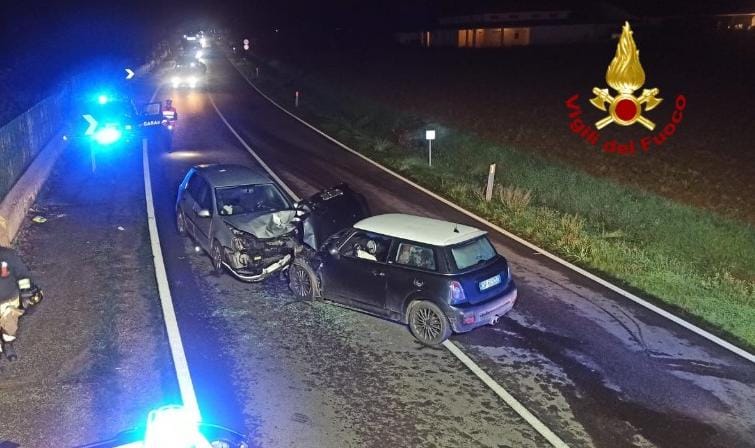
left=176, top=210, right=187, bottom=236
left=288, top=258, right=320, bottom=300
left=408, top=300, right=452, bottom=346
left=211, top=240, right=224, bottom=274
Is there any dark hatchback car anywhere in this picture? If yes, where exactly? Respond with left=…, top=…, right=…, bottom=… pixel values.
left=289, top=213, right=517, bottom=345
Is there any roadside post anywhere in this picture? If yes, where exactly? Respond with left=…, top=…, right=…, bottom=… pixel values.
left=485, top=163, right=496, bottom=201
left=83, top=114, right=98, bottom=173
left=255, top=67, right=260, bottom=78
left=425, top=129, right=435, bottom=167
left=295, top=91, right=300, bottom=107
left=90, top=141, right=97, bottom=173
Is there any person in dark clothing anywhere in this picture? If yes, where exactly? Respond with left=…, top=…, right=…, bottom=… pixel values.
left=0, top=246, right=42, bottom=361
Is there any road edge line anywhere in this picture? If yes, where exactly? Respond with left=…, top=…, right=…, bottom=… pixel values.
left=443, top=340, right=570, bottom=447
left=228, top=58, right=754, bottom=364
left=210, top=89, right=569, bottom=447
left=142, top=87, right=201, bottom=420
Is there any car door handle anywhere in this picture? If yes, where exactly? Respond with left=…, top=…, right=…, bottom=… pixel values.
left=413, top=279, right=424, bottom=287
left=372, top=270, right=385, bottom=277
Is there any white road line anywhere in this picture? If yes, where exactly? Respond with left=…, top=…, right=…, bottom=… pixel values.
left=208, top=94, right=300, bottom=201
left=142, top=86, right=201, bottom=420
left=443, top=340, right=570, bottom=447
left=228, top=58, right=755, bottom=365
left=209, top=90, right=569, bottom=447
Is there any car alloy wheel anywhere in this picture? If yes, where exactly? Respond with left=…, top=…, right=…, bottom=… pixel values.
left=288, top=258, right=319, bottom=300
left=408, top=301, right=451, bottom=345
left=176, top=211, right=187, bottom=236
left=211, top=241, right=223, bottom=274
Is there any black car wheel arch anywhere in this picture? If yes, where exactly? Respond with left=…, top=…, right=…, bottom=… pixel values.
left=407, top=300, right=452, bottom=345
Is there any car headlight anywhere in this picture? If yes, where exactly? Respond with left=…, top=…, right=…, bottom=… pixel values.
left=232, top=236, right=246, bottom=251
left=93, top=127, right=122, bottom=145
left=188, top=76, right=198, bottom=87
left=171, top=76, right=181, bottom=84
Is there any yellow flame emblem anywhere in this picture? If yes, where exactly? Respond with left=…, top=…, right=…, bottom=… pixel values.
left=590, top=22, right=662, bottom=130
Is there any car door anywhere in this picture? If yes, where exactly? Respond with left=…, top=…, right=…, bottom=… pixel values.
left=385, top=241, right=442, bottom=315
left=139, top=102, right=164, bottom=128
left=322, top=230, right=393, bottom=314
left=184, top=175, right=213, bottom=249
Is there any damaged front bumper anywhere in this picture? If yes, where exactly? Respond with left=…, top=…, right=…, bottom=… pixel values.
left=222, top=253, right=292, bottom=282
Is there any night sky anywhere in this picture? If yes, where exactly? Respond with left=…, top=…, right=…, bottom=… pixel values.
left=0, top=0, right=752, bottom=97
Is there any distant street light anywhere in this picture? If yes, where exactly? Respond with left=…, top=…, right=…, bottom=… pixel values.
left=425, top=130, right=436, bottom=166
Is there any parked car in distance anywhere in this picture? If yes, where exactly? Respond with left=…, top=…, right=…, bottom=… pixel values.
left=176, top=164, right=368, bottom=282
left=289, top=213, right=517, bottom=345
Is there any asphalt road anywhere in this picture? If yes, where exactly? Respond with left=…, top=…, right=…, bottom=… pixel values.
left=149, top=47, right=755, bottom=447
left=2, top=45, right=753, bottom=447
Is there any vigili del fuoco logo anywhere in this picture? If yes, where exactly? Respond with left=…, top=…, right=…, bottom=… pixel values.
left=565, top=22, right=687, bottom=155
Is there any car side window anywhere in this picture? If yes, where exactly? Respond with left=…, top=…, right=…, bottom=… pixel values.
left=188, top=176, right=211, bottom=211
left=186, top=174, right=202, bottom=201
left=340, top=231, right=392, bottom=263
left=197, top=180, right=212, bottom=211
left=395, top=242, right=436, bottom=271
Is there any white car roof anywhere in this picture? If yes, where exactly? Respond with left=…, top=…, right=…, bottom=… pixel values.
left=354, top=214, right=486, bottom=247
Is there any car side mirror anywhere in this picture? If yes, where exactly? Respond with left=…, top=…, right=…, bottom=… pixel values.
left=328, top=245, right=340, bottom=259
left=197, top=209, right=211, bottom=218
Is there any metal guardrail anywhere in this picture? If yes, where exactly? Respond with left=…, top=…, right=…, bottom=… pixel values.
left=0, top=88, right=69, bottom=200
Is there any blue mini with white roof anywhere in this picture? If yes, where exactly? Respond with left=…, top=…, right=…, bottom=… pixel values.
left=289, top=213, right=518, bottom=345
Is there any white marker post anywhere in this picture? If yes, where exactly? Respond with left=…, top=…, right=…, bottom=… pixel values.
left=425, top=129, right=436, bottom=167
left=255, top=67, right=260, bottom=78
left=295, top=91, right=300, bottom=107
left=485, top=163, right=496, bottom=201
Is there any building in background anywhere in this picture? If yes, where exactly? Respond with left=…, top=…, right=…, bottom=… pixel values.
left=396, top=4, right=619, bottom=48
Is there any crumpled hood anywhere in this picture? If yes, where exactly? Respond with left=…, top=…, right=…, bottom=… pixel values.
left=223, top=210, right=297, bottom=239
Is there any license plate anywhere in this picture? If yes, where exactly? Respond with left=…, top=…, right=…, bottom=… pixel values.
left=479, top=274, right=501, bottom=291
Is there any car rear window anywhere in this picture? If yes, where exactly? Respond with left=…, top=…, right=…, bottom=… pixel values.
left=395, top=242, right=436, bottom=271
left=451, top=236, right=496, bottom=271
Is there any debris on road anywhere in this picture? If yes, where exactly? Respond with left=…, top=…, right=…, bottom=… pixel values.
left=31, top=216, right=47, bottom=224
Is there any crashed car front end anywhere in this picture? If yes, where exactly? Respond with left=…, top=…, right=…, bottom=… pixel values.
left=220, top=210, right=301, bottom=282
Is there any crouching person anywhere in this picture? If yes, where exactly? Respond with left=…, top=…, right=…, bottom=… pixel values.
left=0, top=246, right=43, bottom=361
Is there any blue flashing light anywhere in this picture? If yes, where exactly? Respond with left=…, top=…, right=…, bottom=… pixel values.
left=93, top=127, right=122, bottom=145
left=143, top=405, right=210, bottom=448
left=98, top=94, right=109, bottom=105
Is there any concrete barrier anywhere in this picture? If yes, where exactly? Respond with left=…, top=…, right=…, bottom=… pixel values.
left=0, top=130, right=68, bottom=246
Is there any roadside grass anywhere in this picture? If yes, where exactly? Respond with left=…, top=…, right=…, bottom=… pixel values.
left=233, top=56, right=755, bottom=349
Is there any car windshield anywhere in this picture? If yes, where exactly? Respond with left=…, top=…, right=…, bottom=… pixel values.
left=451, top=236, right=497, bottom=271
left=215, top=184, right=290, bottom=216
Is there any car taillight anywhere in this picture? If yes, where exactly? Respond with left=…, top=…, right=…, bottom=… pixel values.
left=449, top=280, right=467, bottom=305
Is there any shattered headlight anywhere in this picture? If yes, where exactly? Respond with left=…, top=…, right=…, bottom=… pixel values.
left=230, top=227, right=251, bottom=251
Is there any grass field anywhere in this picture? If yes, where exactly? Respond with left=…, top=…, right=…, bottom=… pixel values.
left=229, top=30, right=755, bottom=349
